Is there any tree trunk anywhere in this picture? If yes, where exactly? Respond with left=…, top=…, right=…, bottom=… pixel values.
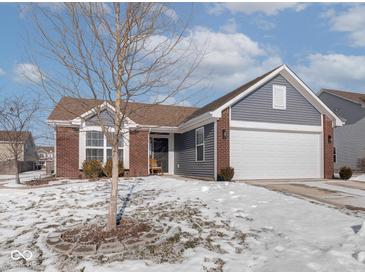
left=106, top=146, right=119, bottom=231
left=15, top=159, right=20, bottom=184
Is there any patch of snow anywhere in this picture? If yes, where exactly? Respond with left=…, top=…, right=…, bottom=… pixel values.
left=0, top=170, right=47, bottom=187
left=0, top=176, right=365, bottom=271
left=201, top=186, right=209, bottom=192
left=351, top=174, right=365, bottom=182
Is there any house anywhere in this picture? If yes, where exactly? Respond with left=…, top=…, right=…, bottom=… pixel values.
left=0, top=131, right=38, bottom=174
left=36, top=146, right=54, bottom=170
left=319, top=88, right=365, bottom=172
left=47, top=65, right=342, bottom=180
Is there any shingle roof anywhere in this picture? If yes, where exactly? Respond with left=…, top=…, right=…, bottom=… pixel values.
left=48, top=66, right=282, bottom=126
left=0, top=131, right=31, bottom=142
left=321, top=88, right=365, bottom=105
left=48, top=97, right=198, bottom=127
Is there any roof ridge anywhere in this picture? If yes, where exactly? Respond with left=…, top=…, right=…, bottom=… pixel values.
left=61, top=96, right=198, bottom=110
left=321, top=88, right=365, bottom=96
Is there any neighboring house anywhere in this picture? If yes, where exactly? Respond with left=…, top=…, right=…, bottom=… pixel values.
left=47, top=65, right=342, bottom=180
left=319, top=89, right=365, bottom=172
left=0, top=131, right=38, bottom=174
left=36, top=146, right=54, bottom=170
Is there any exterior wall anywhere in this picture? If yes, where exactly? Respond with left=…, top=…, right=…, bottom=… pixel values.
left=323, top=115, right=334, bottom=179
left=231, top=74, right=321, bottom=126
left=174, top=123, right=215, bottom=179
left=216, top=108, right=230, bottom=177
left=319, top=92, right=365, bottom=124
left=129, top=130, right=149, bottom=176
left=333, top=116, right=365, bottom=172
left=23, top=137, right=37, bottom=162
left=56, top=126, right=80, bottom=178
left=0, top=143, right=16, bottom=160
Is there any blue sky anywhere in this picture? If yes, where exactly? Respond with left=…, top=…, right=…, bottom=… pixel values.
left=1, top=2, right=365, bottom=144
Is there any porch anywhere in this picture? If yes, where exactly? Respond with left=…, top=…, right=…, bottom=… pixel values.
left=149, top=132, right=174, bottom=175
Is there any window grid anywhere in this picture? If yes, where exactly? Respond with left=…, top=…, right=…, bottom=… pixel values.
left=85, top=131, right=124, bottom=163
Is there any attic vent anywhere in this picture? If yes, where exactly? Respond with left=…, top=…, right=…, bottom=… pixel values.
left=273, top=85, right=286, bottom=110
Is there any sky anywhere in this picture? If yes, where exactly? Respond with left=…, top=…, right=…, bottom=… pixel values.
left=0, top=2, right=365, bottom=145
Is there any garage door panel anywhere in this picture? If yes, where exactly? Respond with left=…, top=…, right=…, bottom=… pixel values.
left=230, top=129, right=321, bottom=179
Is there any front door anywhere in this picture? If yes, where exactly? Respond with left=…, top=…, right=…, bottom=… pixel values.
left=152, top=138, right=168, bottom=173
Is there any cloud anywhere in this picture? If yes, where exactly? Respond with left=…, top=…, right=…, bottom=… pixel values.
left=220, top=18, right=238, bottom=33
left=162, top=6, right=178, bottom=22
left=144, top=26, right=282, bottom=100
left=183, top=27, right=282, bottom=91
left=0, top=68, right=5, bottom=76
left=150, top=94, right=191, bottom=106
left=18, top=3, right=64, bottom=18
left=208, top=2, right=307, bottom=16
left=253, top=17, right=276, bottom=31
left=325, top=5, right=365, bottom=47
left=296, top=53, right=365, bottom=91
left=13, top=63, right=42, bottom=84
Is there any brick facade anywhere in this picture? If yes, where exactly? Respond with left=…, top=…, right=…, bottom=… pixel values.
left=129, top=129, right=149, bottom=177
left=56, top=126, right=80, bottom=178
left=323, top=115, right=334, bottom=179
left=216, top=108, right=230, bottom=177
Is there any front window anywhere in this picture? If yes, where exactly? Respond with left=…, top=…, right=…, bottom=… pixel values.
left=85, top=131, right=123, bottom=163
left=195, top=127, right=204, bottom=162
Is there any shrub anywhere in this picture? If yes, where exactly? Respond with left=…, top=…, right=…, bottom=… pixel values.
left=218, top=167, right=234, bottom=181
left=82, top=160, right=103, bottom=179
left=339, top=166, right=352, bottom=180
left=103, top=159, right=124, bottom=177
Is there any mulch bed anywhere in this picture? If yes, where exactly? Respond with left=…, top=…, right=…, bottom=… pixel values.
left=24, top=176, right=56, bottom=186
left=60, top=218, right=152, bottom=246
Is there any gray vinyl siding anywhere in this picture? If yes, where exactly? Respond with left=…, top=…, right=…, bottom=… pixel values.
left=85, top=110, right=115, bottom=127
left=319, top=92, right=365, bottom=124
left=231, top=74, right=321, bottom=125
left=174, top=123, right=214, bottom=179
left=334, top=116, right=365, bottom=172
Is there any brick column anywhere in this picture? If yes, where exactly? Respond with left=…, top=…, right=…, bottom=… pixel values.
left=217, top=108, right=230, bottom=177
left=129, top=129, right=149, bottom=177
left=56, top=126, right=80, bottom=178
left=323, top=115, right=334, bottom=179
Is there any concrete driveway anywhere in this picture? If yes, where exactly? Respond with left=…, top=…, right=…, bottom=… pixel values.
left=244, top=179, right=365, bottom=214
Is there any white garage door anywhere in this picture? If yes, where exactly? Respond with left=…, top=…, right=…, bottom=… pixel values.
left=230, top=129, right=322, bottom=179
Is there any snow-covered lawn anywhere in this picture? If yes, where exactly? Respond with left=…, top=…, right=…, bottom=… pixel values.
left=0, top=176, right=365, bottom=271
left=0, top=170, right=46, bottom=187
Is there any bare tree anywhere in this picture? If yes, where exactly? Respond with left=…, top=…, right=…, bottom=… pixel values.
left=0, top=96, right=39, bottom=184
left=31, top=3, right=203, bottom=231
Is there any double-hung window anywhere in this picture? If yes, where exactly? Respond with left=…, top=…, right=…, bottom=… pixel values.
left=85, top=131, right=124, bottom=163
left=86, top=131, right=104, bottom=162
left=195, top=127, right=205, bottom=162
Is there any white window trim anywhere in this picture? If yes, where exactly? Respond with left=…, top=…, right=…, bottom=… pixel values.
left=272, top=84, right=287, bottom=110
left=85, top=130, right=124, bottom=164
left=195, top=127, right=205, bottom=162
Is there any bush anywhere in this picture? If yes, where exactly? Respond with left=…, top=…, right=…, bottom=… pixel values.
left=339, top=166, right=352, bottom=180
left=103, top=159, right=124, bottom=177
left=82, top=160, right=103, bottom=178
left=218, top=167, right=234, bottom=181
